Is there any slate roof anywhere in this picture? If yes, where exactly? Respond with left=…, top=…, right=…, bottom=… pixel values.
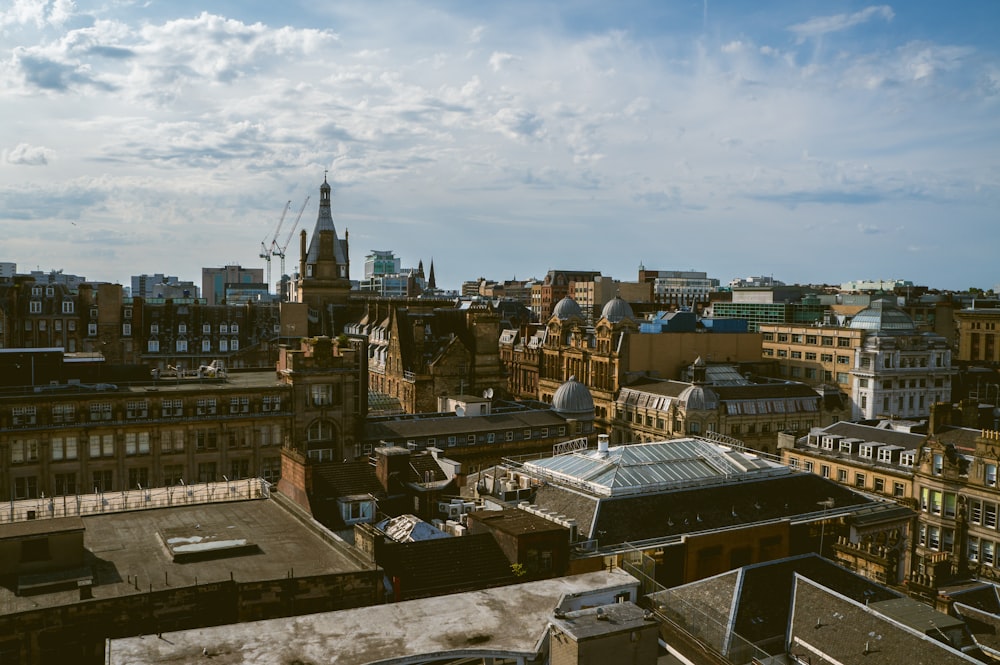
left=311, top=461, right=386, bottom=499
left=650, top=554, right=901, bottom=655
left=810, top=421, right=926, bottom=450
left=528, top=469, right=874, bottom=545
left=587, top=472, right=872, bottom=546
left=953, top=602, right=1000, bottom=655
left=652, top=555, right=980, bottom=663
left=789, top=576, right=978, bottom=664
left=365, top=409, right=566, bottom=440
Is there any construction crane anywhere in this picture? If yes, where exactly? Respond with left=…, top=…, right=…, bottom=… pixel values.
left=274, top=196, right=310, bottom=286
left=260, top=200, right=291, bottom=292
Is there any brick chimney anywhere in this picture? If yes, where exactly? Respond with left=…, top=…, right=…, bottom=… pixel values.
left=929, top=402, right=952, bottom=435
left=375, top=446, right=411, bottom=491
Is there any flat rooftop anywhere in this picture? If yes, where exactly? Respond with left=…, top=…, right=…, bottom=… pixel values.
left=107, top=569, right=639, bottom=664
left=0, top=498, right=373, bottom=615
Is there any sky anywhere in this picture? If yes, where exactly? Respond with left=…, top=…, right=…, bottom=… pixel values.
left=2, top=1, right=999, bottom=293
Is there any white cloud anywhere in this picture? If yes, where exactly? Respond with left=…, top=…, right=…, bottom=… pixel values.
left=4, top=142, right=53, bottom=165
left=789, top=5, right=894, bottom=43
left=488, top=51, right=518, bottom=72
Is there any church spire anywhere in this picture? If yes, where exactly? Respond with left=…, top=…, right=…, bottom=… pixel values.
left=428, top=259, right=436, bottom=290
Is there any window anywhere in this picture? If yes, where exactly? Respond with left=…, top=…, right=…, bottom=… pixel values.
left=262, top=395, right=281, bottom=412
left=88, top=323, right=97, bottom=336
left=836, top=355, right=850, bottom=364
left=261, top=457, right=281, bottom=483
left=29, top=300, right=42, bottom=314
left=505, top=431, right=514, bottom=442
left=231, top=339, right=240, bottom=351
left=970, top=537, right=980, bottom=562
left=874, top=477, right=885, bottom=493
left=837, top=337, right=851, bottom=347
left=124, top=432, right=150, bottom=456
left=985, top=541, right=995, bottom=566
left=821, top=336, right=834, bottom=346
left=447, top=436, right=457, bottom=447
left=854, top=473, right=866, bottom=489
left=197, top=463, right=217, bottom=483
left=162, top=429, right=184, bottom=453
left=987, top=464, right=997, bottom=487
left=777, top=333, right=788, bottom=342
left=311, top=384, right=333, bottom=406
left=893, top=482, right=905, bottom=498
left=148, top=340, right=159, bottom=352
left=176, top=339, right=187, bottom=352
left=466, top=434, right=476, bottom=444
left=195, top=430, right=219, bottom=451
left=126, top=400, right=148, bottom=419
left=90, top=402, right=113, bottom=421
left=203, top=323, right=211, bottom=334
left=202, top=339, right=211, bottom=352
left=987, top=502, right=998, bottom=529
left=89, top=434, right=114, bottom=458
left=196, top=399, right=217, bottom=415
left=62, top=301, right=74, bottom=314
left=486, top=432, right=495, bottom=443
left=821, top=464, right=830, bottom=478
left=230, top=459, right=250, bottom=480
left=150, top=323, right=159, bottom=334
left=804, top=461, right=814, bottom=473
left=10, top=439, right=39, bottom=464
left=162, top=399, right=183, bottom=417
left=932, top=453, right=943, bottom=475
left=128, top=467, right=150, bottom=489
left=307, top=420, right=333, bottom=441
left=122, top=323, right=131, bottom=337
left=230, top=397, right=249, bottom=414
left=231, top=323, right=239, bottom=334
left=12, top=406, right=36, bottom=426
left=219, top=339, right=228, bottom=352
left=523, top=429, right=532, bottom=439
left=220, top=324, right=228, bottom=334
left=163, top=465, right=184, bottom=486
left=178, top=323, right=187, bottom=334
left=13, top=476, right=39, bottom=500
left=51, top=436, right=78, bottom=461
left=836, top=372, right=849, bottom=384
left=791, top=351, right=802, bottom=359
left=821, top=354, right=834, bottom=363
left=54, top=473, right=76, bottom=496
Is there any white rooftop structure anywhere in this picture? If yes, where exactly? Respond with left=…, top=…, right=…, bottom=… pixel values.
left=521, top=437, right=788, bottom=498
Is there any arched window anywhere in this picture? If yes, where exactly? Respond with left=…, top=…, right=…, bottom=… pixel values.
left=306, top=419, right=337, bottom=462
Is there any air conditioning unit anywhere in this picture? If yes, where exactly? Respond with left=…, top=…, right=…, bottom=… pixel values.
left=437, top=501, right=453, bottom=514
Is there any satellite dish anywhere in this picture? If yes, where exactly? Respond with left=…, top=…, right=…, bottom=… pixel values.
left=486, top=388, right=494, bottom=398
left=455, top=405, right=466, bottom=417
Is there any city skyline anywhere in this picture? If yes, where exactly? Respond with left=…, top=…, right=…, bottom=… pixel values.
left=2, top=1, right=998, bottom=291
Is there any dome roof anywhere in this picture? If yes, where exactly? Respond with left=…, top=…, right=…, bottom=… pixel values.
left=848, top=298, right=916, bottom=334
left=551, top=375, right=595, bottom=417
left=552, top=296, right=584, bottom=320
left=601, top=296, right=635, bottom=323
left=678, top=383, right=718, bottom=411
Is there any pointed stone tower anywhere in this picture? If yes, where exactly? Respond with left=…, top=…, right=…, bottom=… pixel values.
left=427, top=260, right=437, bottom=290
left=296, top=174, right=352, bottom=334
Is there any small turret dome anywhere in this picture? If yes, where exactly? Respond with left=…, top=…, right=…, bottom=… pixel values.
left=552, top=296, right=584, bottom=320
left=551, top=375, right=595, bottom=417
left=601, top=296, right=635, bottom=323
left=679, top=383, right=718, bottom=411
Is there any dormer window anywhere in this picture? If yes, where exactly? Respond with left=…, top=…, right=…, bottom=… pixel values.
left=306, top=265, right=313, bottom=277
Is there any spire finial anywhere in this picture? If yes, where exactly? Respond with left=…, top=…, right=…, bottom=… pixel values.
left=324, top=169, right=328, bottom=183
